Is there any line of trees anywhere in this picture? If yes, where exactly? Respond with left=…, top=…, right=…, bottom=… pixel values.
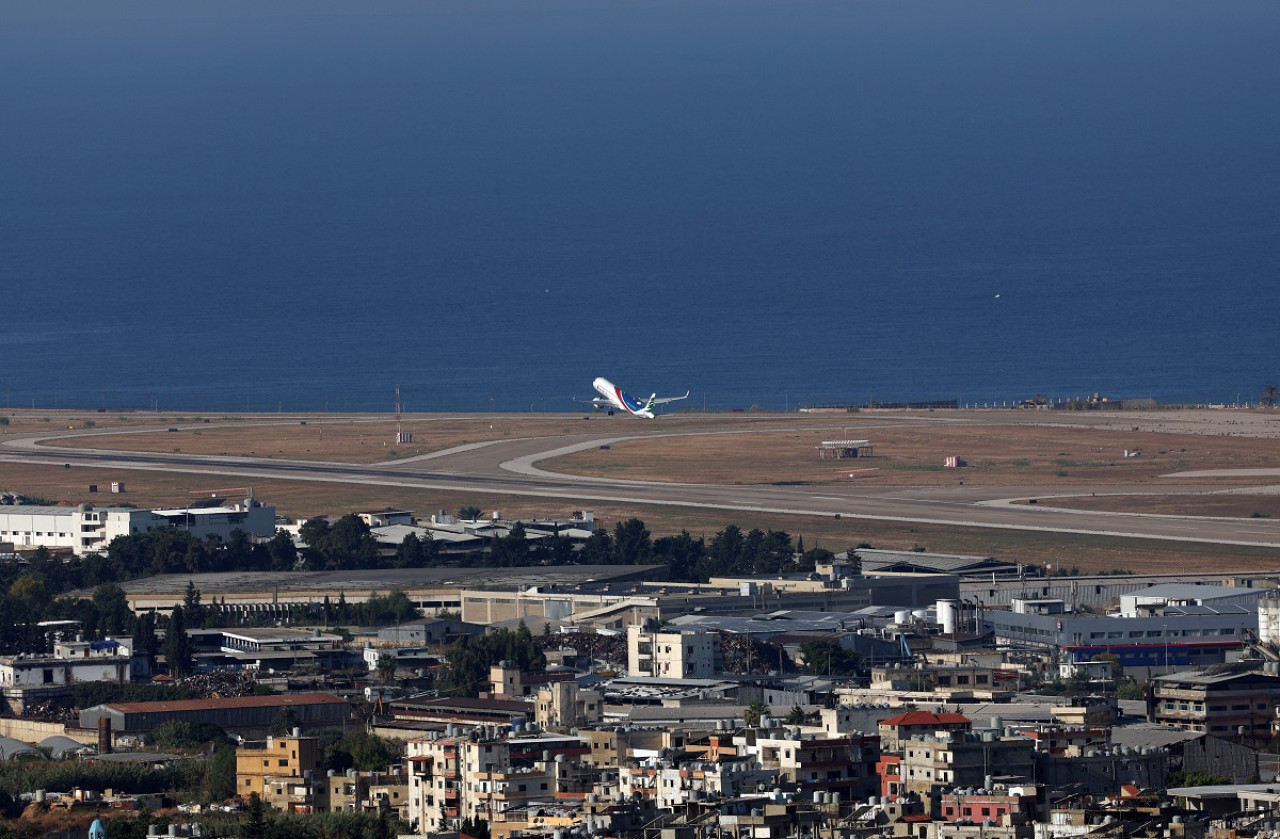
left=0, top=506, right=857, bottom=655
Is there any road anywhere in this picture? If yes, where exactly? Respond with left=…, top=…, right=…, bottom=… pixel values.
left=5, top=421, right=1280, bottom=548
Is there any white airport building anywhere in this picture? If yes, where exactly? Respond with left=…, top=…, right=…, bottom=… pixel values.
left=0, top=497, right=276, bottom=556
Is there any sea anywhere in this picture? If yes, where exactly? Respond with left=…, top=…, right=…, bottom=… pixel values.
left=1, top=0, right=1278, bottom=414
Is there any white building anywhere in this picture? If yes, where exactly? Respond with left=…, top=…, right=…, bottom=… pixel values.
left=0, top=497, right=276, bottom=556
left=0, top=635, right=141, bottom=714
left=627, top=624, right=718, bottom=678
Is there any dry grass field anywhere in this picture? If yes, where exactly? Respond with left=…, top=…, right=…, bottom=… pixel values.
left=37, top=412, right=597, bottom=464
left=546, top=415, right=1280, bottom=486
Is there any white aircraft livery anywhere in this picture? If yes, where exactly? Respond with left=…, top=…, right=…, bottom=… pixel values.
left=589, top=377, right=689, bottom=418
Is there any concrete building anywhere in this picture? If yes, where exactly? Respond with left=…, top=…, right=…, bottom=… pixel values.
left=80, top=692, right=350, bottom=737
left=377, top=617, right=485, bottom=647
left=189, top=627, right=347, bottom=671
left=627, top=624, right=718, bottom=678
left=985, top=598, right=1251, bottom=676
left=896, top=732, right=1035, bottom=810
left=0, top=498, right=275, bottom=556
left=1151, top=669, right=1280, bottom=742
left=0, top=634, right=141, bottom=714
left=878, top=711, right=972, bottom=752
left=535, top=680, right=603, bottom=730
left=407, top=734, right=589, bottom=833
left=236, top=734, right=325, bottom=812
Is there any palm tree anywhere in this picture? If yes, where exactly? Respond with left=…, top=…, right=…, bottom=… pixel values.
left=376, top=652, right=397, bottom=683
left=743, top=700, right=770, bottom=728
left=1262, top=384, right=1278, bottom=408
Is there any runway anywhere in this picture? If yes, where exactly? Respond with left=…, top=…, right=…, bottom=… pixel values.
left=5, top=422, right=1280, bottom=549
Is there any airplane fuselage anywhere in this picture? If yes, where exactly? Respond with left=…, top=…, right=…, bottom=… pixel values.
left=593, top=377, right=655, bottom=418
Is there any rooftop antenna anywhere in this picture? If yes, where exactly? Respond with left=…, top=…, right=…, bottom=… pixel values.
left=395, top=385, right=413, bottom=444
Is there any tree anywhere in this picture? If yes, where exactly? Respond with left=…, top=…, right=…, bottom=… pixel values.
left=270, top=708, right=300, bottom=737
left=799, top=639, right=860, bottom=678
left=145, top=720, right=230, bottom=750
left=458, top=505, right=482, bottom=521
left=1090, top=652, right=1121, bottom=679
left=612, top=518, right=652, bottom=565
left=163, top=605, right=194, bottom=677
left=706, top=524, right=744, bottom=577
left=439, top=625, right=545, bottom=697
left=265, top=530, right=299, bottom=572
left=135, top=611, right=160, bottom=670
left=329, top=731, right=395, bottom=773
left=92, top=582, right=134, bottom=635
left=655, top=531, right=707, bottom=582
left=579, top=528, right=614, bottom=565
left=1263, top=384, right=1278, bottom=408
left=785, top=705, right=807, bottom=725
left=376, top=653, right=397, bottom=683
left=243, top=792, right=267, bottom=839
left=317, top=515, right=379, bottom=570
left=743, top=700, right=770, bottom=728
left=394, top=533, right=429, bottom=568
left=183, top=580, right=206, bottom=628
left=299, top=517, right=332, bottom=549
left=845, top=550, right=864, bottom=576
left=459, top=817, right=490, bottom=839
left=490, top=523, right=529, bottom=566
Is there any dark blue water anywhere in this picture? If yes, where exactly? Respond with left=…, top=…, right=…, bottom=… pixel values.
left=2, top=1, right=1278, bottom=413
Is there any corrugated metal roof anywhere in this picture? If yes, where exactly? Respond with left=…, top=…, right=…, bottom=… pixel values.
left=102, top=692, right=347, bottom=714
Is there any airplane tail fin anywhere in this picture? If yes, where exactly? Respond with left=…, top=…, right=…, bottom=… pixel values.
left=645, top=394, right=657, bottom=413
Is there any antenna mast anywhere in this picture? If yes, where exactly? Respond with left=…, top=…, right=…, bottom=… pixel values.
left=395, top=385, right=413, bottom=444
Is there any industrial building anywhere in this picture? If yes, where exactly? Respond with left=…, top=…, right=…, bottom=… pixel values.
left=80, top=692, right=350, bottom=737
left=0, top=495, right=275, bottom=556
left=984, top=594, right=1253, bottom=676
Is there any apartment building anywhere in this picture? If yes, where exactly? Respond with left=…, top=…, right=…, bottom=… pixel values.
left=1152, top=669, right=1280, bottom=742
left=407, top=734, right=588, bottom=833
left=897, top=732, right=1035, bottom=810
left=236, top=734, right=325, bottom=813
left=535, top=680, right=603, bottom=730
left=627, top=624, right=718, bottom=678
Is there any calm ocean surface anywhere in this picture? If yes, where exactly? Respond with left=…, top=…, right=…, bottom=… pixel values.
left=2, top=1, right=1278, bottom=413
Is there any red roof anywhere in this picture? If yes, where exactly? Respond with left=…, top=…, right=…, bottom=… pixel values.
left=880, top=711, right=971, bottom=727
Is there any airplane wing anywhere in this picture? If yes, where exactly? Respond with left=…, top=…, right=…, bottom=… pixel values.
left=651, top=391, right=690, bottom=406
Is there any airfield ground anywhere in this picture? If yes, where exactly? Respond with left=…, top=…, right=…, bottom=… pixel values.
left=4, top=407, right=1280, bottom=573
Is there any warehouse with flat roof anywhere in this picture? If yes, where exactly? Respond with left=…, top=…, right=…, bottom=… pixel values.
left=80, top=692, right=350, bottom=735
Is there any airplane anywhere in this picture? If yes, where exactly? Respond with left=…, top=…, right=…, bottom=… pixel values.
left=586, top=377, right=689, bottom=418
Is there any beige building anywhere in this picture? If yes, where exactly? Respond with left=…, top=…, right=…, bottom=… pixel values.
left=327, top=769, right=409, bottom=820
left=407, top=734, right=590, bottom=833
left=535, top=680, right=603, bottom=730
left=627, top=624, right=718, bottom=678
left=236, top=734, right=326, bottom=813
